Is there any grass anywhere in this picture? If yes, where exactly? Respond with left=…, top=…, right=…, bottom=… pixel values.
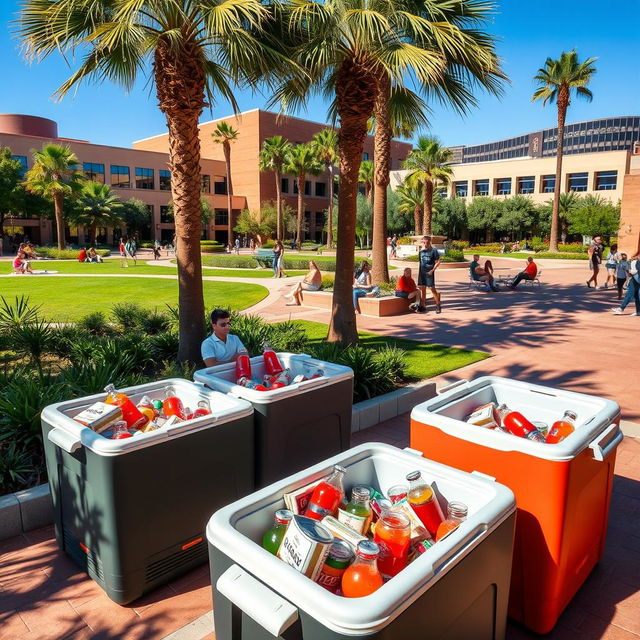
left=0, top=277, right=268, bottom=321
left=294, top=320, right=489, bottom=380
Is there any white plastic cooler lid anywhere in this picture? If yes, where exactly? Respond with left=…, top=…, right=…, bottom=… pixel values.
left=411, top=376, right=621, bottom=462
left=194, top=352, right=353, bottom=404
left=41, top=378, right=253, bottom=456
left=206, top=443, right=516, bottom=636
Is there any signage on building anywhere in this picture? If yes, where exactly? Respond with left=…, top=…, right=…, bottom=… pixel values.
left=528, top=132, right=543, bottom=157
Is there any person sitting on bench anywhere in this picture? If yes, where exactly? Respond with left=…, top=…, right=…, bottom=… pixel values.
left=395, top=267, right=420, bottom=310
left=510, top=256, right=538, bottom=289
left=470, top=254, right=498, bottom=291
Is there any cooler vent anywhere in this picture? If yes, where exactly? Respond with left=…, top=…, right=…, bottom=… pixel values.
left=62, top=527, right=104, bottom=581
left=145, top=540, right=207, bottom=584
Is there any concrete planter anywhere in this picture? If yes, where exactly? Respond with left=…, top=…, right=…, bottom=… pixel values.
left=0, top=482, right=53, bottom=541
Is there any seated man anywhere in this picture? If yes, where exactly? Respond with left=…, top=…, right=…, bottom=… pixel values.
left=510, top=256, right=538, bottom=289
left=395, top=267, right=420, bottom=309
left=201, top=308, right=247, bottom=367
left=470, top=254, right=498, bottom=291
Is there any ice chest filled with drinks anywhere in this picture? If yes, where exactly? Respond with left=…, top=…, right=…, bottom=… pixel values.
left=194, top=352, right=353, bottom=487
left=206, top=443, right=516, bottom=640
left=409, top=376, right=623, bottom=634
left=41, top=379, right=254, bottom=604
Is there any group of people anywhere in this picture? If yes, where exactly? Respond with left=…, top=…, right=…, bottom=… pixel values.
left=77, top=247, right=104, bottom=263
left=118, top=237, right=138, bottom=267
left=271, top=241, right=288, bottom=279
left=12, top=241, right=37, bottom=274
left=469, top=254, right=538, bottom=291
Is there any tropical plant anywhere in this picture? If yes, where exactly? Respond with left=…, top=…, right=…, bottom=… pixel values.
left=532, top=50, right=597, bottom=252
left=18, top=0, right=289, bottom=362
left=10, top=320, right=55, bottom=376
left=358, top=160, right=374, bottom=204
left=259, top=136, right=293, bottom=240
left=356, top=193, right=373, bottom=248
left=539, top=192, right=581, bottom=241
left=0, top=441, right=36, bottom=496
left=77, top=311, right=112, bottom=336
left=0, top=295, right=41, bottom=332
left=23, top=144, right=84, bottom=248
left=311, top=129, right=339, bottom=249
left=403, top=137, right=453, bottom=236
left=0, top=147, right=26, bottom=238
left=285, top=144, right=323, bottom=249
left=397, top=181, right=425, bottom=236
left=211, top=121, right=239, bottom=243
left=68, top=181, right=124, bottom=244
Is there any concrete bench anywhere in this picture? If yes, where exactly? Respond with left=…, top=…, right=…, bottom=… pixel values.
left=301, top=290, right=433, bottom=317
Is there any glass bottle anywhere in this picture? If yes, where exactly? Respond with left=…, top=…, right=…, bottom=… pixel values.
left=406, top=471, right=444, bottom=538
left=338, top=486, right=372, bottom=535
left=305, top=465, right=346, bottom=521
left=435, top=502, right=468, bottom=542
left=496, top=404, right=545, bottom=442
left=104, top=384, right=146, bottom=429
left=546, top=410, right=577, bottom=444
left=342, top=540, right=384, bottom=598
left=263, top=342, right=283, bottom=376
left=261, top=509, right=293, bottom=555
left=235, top=348, right=251, bottom=381
left=373, top=509, right=411, bottom=578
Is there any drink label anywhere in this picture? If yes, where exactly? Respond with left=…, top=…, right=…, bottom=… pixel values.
left=337, top=508, right=370, bottom=535
left=315, top=564, right=345, bottom=593
left=73, top=402, right=122, bottom=433
left=321, top=516, right=367, bottom=551
left=278, top=516, right=332, bottom=580
left=393, top=498, right=432, bottom=541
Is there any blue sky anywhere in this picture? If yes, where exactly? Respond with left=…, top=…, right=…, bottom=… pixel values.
left=1, top=0, right=638, bottom=149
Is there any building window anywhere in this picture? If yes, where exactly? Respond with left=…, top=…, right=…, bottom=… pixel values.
left=214, top=176, right=227, bottom=195
left=110, top=165, right=130, bottom=188
left=12, top=155, right=28, bottom=176
left=160, top=205, right=172, bottom=223
left=136, top=167, right=155, bottom=190
left=363, top=152, right=370, bottom=161
left=201, top=175, right=211, bottom=194
left=83, top=162, right=105, bottom=183
left=568, top=172, right=588, bottom=192
left=454, top=181, right=468, bottom=197
left=281, top=178, right=289, bottom=194
left=214, top=209, right=228, bottom=225
left=304, top=181, right=311, bottom=196
left=158, top=169, right=170, bottom=191
left=495, top=178, right=511, bottom=195
left=541, top=174, right=556, bottom=193
left=517, top=176, right=535, bottom=195
left=293, top=181, right=299, bottom=195
left=595, top=170, right=617, bottom=191
left=315, top=182, right=327, bottom=197
left=473, top=179, right=489, bottom=196
left=147, top=204, right=154, bottom=216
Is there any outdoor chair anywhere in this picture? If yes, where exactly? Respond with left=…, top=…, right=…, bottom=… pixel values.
left=468, top=275, right=488, bottom=291
left=524, top=269, right=542, bottom=287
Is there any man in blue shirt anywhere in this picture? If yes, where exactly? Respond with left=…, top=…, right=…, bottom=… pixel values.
left=201, top=309, right=247, bottom=366
left=417, top=236, right=442, bottom=313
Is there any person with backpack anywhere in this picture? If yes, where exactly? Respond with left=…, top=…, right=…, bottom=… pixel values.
left=611, top=252, right=640, bottom=316
left=586, top=235, right=604, bottom=289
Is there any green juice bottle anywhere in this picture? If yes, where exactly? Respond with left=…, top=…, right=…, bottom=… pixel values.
left=338, top=486, right=372, bottom=535
left=262, top=509, right=293, bottom=555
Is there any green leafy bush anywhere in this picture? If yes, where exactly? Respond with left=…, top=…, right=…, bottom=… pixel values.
left=268, top=321, right=310, bottom=354
left=532, top=252, right=589, bottom=260
left=35, top=247, right=111, bottom=259
left=77, top=311, right=112, bottom=336
left=0, top=441, right=37, bottom=496
left=200, top=240, right=226, bottom=253
left=140, top=311, right=172, bottom=335
left=202, top=255, right=260, bottom=268
left=111, top=302, right=146, bottom=331
left=320, top=274, right=335, bottom=290
left=58, top=361, right=145, bottom=396
left=442, top=249, right=465, bottom=262
left=149, top=331, right=180, bottom=362
left=0, top=295, right=41, bottom=332
left=10, top=321, right=55, bottom=373
left=397, top=236, right=414, bottom=245
left=558, top=243, right=589, bottom=253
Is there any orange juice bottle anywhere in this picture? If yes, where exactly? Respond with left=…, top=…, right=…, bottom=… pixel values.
left=406, top=471, right=444, bottom=538
left=373, top=510, right=410, bottom=578
left=342, top=540, right=383, bottom=598
left=546, top=410, right=577, bottom=444
left=104, top=385, right=147, bottom=429
left=435, top=502, right=468, bottom=541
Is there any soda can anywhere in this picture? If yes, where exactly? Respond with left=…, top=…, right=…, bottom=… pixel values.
left=315, top=539, right=353, bottom=593
left=278, top=515, right=333, bottom=580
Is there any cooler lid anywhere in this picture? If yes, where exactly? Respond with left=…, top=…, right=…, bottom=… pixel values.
left=41, top=378, right=253, bottom=456
left=207, top=443, right=516, bottom=635
left=411, top=376, right=621, bottom=462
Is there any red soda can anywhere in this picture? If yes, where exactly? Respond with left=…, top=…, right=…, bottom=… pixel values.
left=263, top=342, right=283, bottom=376
left=315, top=540, right=353, bottom=593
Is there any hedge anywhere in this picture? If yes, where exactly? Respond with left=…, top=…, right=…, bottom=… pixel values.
left=35, top=247, right=111, bottom=259
left=201, top=253, right=368, bottom=272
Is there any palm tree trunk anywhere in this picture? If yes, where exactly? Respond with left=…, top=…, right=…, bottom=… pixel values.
left=90, top=222, right=97, bottom=245
left=422, top=180, right=434, bottom=236
left=53, top=191, right=65, bottom=249
left=224, top=141, right=233, bottom=245
left=155, top=38, right=206, bottom=363
left=550, top=87, right=569, bottom=253
left=297, top=174, right=304, bottom=250
left=275, top=169, right=283, bottom=240
left=371, top=74, right=390, bottom=284
left=329, top=60, right=377, bottom=345
left=327, top=165, right=334, bottom=249
left=414, top=204, right=422, bottom=236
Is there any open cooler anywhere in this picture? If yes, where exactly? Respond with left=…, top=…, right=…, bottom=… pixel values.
left=410, top=376, right=623, bottom=633
left=195, top=353, right=353, bottom=487
left=41, top=378, right=254, bottom=604
left=207, top=443, right=516, bottom=640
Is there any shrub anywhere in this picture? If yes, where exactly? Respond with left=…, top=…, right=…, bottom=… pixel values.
left=442, top=249, right=465, bottom=262
left=320, top=274, right=335, bottom=290
left=0, top=296, right=41, bottom=333
left=111, top=302, right=146, bottom=331
left=140, top=242, right=154, bottom=248
left=558, top=243, right=589, bottom=254
left=149, top=331, right=180, bottom=362
left=49, top=326, right=91, bottom=358
left=229, top=313, right=272, bottom=355
left=200, top=240, right=225, bottom=253
left=268, top=321, right=310, bottom=354
left=35, top=247, right=111, bottom=259
left=58, top=361, right=146, bottom=396
left=261, top=240, right=276, bottom=248
left=201, top=255, right=260, bottom=268
left=0, top=441, right=37, bottom=496
left=77, top=311, right=111, bottom=336
left=447, top=240, right=470, bottom=250
left=532, top=252, right=589, bottom=260
left=10, top=321, right=56, bottom=373
left=140, top=311, right=172, bottom=335
left=378, top=277, right=398, bottom=295
left=397, top=236, right=414, bottom=245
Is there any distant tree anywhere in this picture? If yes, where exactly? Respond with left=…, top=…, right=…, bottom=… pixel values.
left=0, top=148, right=24, bottom=238
left=466, top=197, right=503, bottom=243
left=358, top=160, right=374, bottom=204
left=211, top=122, right=239, bottom=242
left=259, top=136, right=292, bottom=240
left=386, top=187, right=412, bottom=236
left=497, top=196, right=537, bottom=239
left=121, top=199, right=152, bottom=238
left=68, top=181, right=123, bottom=244
left=165, top=198, right=213, bottom=226
left=568, top=198, right=620, bottom=238
left=433, top=197, right=467, bottom=240
left=311, top=129, right=339, bottom=250
left=355, top=193, right=372, bottom=248
left=397, top=181, right=424, bottom=235
left=538, top=192, right=581, bottom=242
left=234, top=210, right=264, bottom=238
left=255, top=201, right=297, bottom=240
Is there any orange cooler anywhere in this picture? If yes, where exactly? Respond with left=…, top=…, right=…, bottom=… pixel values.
left=410, top=376, right=622, bottom=634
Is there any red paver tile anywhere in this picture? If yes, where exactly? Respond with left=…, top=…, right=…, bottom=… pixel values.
left=23, top=525, right=56, bottom=545
left=17, top=596, right=87, bottom=640
left=73, top=592, right=138, bottom=634
left=129, top=584, right=175, bottom=616
left=0, top=610, right=29, bottom=640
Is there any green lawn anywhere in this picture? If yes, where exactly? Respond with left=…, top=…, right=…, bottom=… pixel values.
left=0, top=276, right=268, bottom=321
left=294, top=320, right=489, bottom=380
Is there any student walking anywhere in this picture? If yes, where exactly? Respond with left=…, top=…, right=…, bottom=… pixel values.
left=605, top=243, right=619, bottom=289
left=611, top=252, right=640, bottom=316
left=615, top=253, right=630, bottom=300
left=586, top=235, right=604, bottom=288
left=417, top=236, right=442, bottom=313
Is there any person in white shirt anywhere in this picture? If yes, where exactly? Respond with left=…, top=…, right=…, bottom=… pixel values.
left=615, top=254, right=629, bottom=300
left=201, top=309, right=247, bottom=366
left=612, top=252, right=640, bottom=316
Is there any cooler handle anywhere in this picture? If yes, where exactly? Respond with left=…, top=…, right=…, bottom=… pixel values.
left=431, top=524, right=486, bottom=575
left=216, top=564, right=298, bottom=637
left=471, top=470, right=496, bottom=482
left=589, top=423, right=623, bottom=462
left=47, top=427, right=82, bottom=454
left=403, top=447, right=424, bottom=457
left=438, top=379, right=468, bottom=394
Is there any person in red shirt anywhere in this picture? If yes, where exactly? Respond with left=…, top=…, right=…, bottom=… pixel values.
left=78, top=248, right=87, bottom=262
left=395, top=267, right=420, bottom=309
left=510, top=257, right=538, bottom=289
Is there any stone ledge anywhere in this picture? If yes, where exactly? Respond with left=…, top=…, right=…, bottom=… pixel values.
left=0, top=482, right=53, bottom=541
left=301, top=290, right=433, bottom=317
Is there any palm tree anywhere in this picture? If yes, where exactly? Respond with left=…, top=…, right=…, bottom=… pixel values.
left=259, top=136, right=293, bottom=241
left=285, top=144, right=323, bottom=250
left=532, top=51, right=597, bottom=252
left=311, top=129, right=339, bottom=249
left=397, top=181, right=425, bottom=236
left=404, top=138, right=453, bottom=236
left=358, top=160, right=374, bottom=205
left=23, top=144, right=84, bottom=249
left=18, top=0, right=287, bottom=362
left=543, top=191, right=581, bottom=243
left=70, top=181, right=124, bottom=244
left=211, top=122, right=239, bottom=244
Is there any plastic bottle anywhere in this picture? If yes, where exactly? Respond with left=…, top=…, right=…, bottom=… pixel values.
left=188, top=401, right=212, bottom=419
left=496, top=404, right=545, bottom=442
left=305, top=465, right=346, bottom=521
left=136, top=395, right=157, bottom=423
left=263, top=342, right=283, bottom=376
left=338, top=486, right=372, bottom=535
left=546, top=410, right=577, bottom=444
left=435, top=502, right=468, bottom=541
left=235, top=349, right=251, bottom=381
left=262, top=509, right=293, bottom=555
left=104, top=384, right=147, bottom=429
left=406, top=471, right=445, bottom=538
left=342, top=540, right=384, bottom=597
left=373, top=509, right=411, bottom=578
left=163, top=387, right=186, bottom=419
left=111, top=421, right=133, bottom=440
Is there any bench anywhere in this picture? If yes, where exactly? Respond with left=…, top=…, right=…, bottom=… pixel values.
left=300, top=289, right=433, bottom=317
